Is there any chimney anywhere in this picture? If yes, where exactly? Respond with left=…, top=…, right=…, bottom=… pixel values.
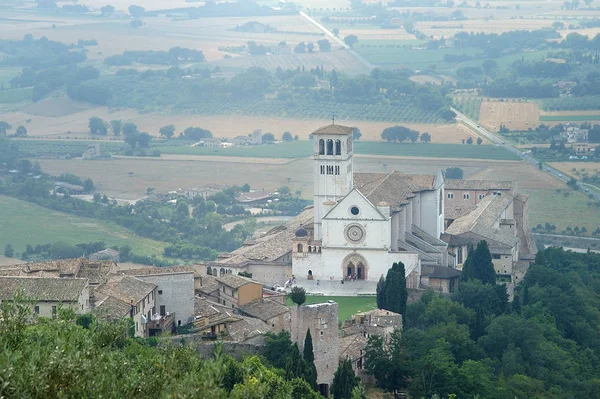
left=377, top=201, right=391, bottom=219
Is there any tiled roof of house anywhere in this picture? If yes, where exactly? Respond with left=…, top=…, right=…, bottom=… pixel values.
left=444, top=179, right=514, bottom=191
left=426, top=265, right=462, bottom=279
left=198, top=275, right=219, bottom=294
left=0, top=277, right=87, bottom=301
left=95, top=275, right=156, bottom=305
left=119, top=266, right=199, bottom=277
left=339, top=334, right=368, bottom=362
left=445, top=204, right=478, bottom=220
left=94, top=294, right=131, bottom=319
left=216, top=274, right=261, bottom=289
left=354, top=171, right=437, bottom=210
left=445, top=193, right=519, bottom=248
left=90, top=248, right=120, bottom=258
left=227, top=316, right=271, bottom=342
left=214, top=208, right=314, bottom=264
left=239, top=298, right=290, bottom=321
left=311, top=124, right=354, bottom=135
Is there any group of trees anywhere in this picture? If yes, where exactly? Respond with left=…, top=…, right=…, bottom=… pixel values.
left=367, top=245, right=600, bottom=398
left=293, top=39, right=332, bottom=53
left=376, top=262, right=408, bottom=316
left=104, top=47, right=205, bottom=66
left=0, top=300, right=326, bottom=398
left=381, top=125, right=431, bottom=143
left=0, top=121, right=27, bottom=137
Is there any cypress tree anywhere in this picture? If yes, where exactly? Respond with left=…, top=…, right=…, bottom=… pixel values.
left=376, top=275, right=385, bottom=309
left=397, top=262, right=407, bottom=316
left=461, top=245, right=475, bottom=282
left=331, top=359, right=360, bottom=399
left=303, top=328, right=314, bottom=363
left=473, top=240, right=496, bottom=285
left=382, top=262, right=407, bottom=315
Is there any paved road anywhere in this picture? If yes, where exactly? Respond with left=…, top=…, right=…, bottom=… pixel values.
left=299, top=11, right=375, bottom=72
left=451, top=107, right=600, bottom=201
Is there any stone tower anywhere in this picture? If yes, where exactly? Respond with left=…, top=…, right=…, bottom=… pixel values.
left=312, top=124, right=355, bottom=241
left=291, top=301, right=340, bottom=397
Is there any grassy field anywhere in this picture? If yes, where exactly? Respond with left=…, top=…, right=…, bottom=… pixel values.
left=540, top=115, right=600, bottom=122
left=479, top=101, right=540, bottom=131
left=156, top=141, right=520, bottom=160
left=0, top=195, right=166, bottom=256
left=524, top=188, right=600, bottom=234
left=0, top=88, right=33, bottom=104
left=354, top=45, right=479, bottom=69
left=286, top=295, right=376, bottom=322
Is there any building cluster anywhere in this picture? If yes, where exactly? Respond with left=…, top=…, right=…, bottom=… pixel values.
left=553, top=123, right=595, bottom=158
left=196, top=129, right=264, bottom=148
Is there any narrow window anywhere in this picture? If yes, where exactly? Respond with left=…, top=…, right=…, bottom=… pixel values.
left=447, top=192, right=454, bottom=199
left=327, top=139, right=333, bottom=155
left=463, top=193, right=470, bottom=200
left=335, top=140, right=341, bottom=155
left=319, top=139, right=325, bottom=155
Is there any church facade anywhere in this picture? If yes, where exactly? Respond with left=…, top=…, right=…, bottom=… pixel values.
left=292, top=124, right=450, bottom=287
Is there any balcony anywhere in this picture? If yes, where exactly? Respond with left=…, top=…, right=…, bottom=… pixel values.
left=148, top=313, right=175, bottom=336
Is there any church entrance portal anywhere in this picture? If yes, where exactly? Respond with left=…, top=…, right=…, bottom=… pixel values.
left=345, top=261, right=366, bottom=280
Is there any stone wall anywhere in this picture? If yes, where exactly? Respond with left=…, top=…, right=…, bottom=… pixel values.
left=167, top=334, right=263, bottom=360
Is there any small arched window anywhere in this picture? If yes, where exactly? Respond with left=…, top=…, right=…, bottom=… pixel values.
left=206, top=266, right=212, bottom=275
left=297, top=243, right=303, bottom=253
left=308, top=246, right=312, bottom=253
left=327, top=139, right=334, bottom=155
left=319, top=139, right=325, bottom=155
left=220, top=268, right=225, bottom=276
left=335, top=140, right=341, bottom=155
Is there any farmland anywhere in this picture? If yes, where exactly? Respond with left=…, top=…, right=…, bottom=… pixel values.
left=543, top=95, right=600, bottom=112
left=0, top=195, right=166, bottom=256
left=453, top=97, right=482, bottom=121
left=155, top=141, right=519, bottom=160
left=540, top=115, right=600, bottom=122
left=478, top=101, right=540, bottom=131
left=354, top=45, right=479, bottom=70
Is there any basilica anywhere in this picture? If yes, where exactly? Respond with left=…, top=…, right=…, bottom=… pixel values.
left=291, top=124, right=450, bottom=288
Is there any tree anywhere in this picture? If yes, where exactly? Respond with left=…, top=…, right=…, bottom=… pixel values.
left=331, top=359, right=360, bottom=399
left=381, top=126, right=419, bottom=143
left=128, top=4, right=145, bottom=17
left=317, top=39, right=331, bottom=51
left=439, top=108, right=457, bottom=121
left=88, top=117, right=108, bottom=135
left=383, top=262, right=407, bottom=316
left=462, top=240, right=496, bottom=285
left=376, top=275, right=385, bottom=309
left=159, top=124, right=176, bottom=139
left=291, top=72, right=317, bottom=88
left=83, top=178, right=94, bottom=193
left=420, top=132, right=431, bottom=143
left=306, top=42, right=315, bottom=53
left=241, top=184, right=250, bottom=192
left=290, top=286, right=306, bottom=306
left=4, top=244, right=14, bottom=258
left=15, top=126, right=27, bottom=137
left=100, top=4, right=114, bottom=15
left=262, top=132, right=275, bottom=143
left=282, top=131, right=293, bottom=142
left=344, top=34, right=358, bottom=48
left=294, top=42, right=306, bottom=53
left=477, top=137, right=483, bottom=145
left=110, top=120, right=122, bottom=136
left=445, top=167, right=464, bottom=179
left=333, top=27, right=340, bottom=36
left=278, top=186, right=290, bottom=195
left=329, top=69, right=339, bottom=89
left=130, top=20, right=143, bottom=28
left=137, top=132, right=152, bottom=148
left=183, top=127, right=212, bottom=140
left=466, top=137, right=474, bottom=145
left=303, top=329, right=314, bottom=362
left=0, top=121, right=12, bottom=135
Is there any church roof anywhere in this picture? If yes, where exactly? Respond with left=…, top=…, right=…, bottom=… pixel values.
left=354, top=171, right=437, bottom=211
left=311, top=124, right=354, bottom=135
left=444, top=179, right=514, bottom=191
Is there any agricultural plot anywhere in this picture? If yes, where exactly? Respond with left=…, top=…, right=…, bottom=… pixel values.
left=543, top=95, right=600, bottom=112
left=548, top=162, right=600, bottom=180
left=540, top=115, right=600, bottom=122
left=0, top=88, right=32, bottom=104
left=355, top=45, right=479, bottom=70
left=415, top=18, right=558, bottom=38
left=453, top=97, right=482, bottom=121
left=13, top=140, right=124, bottom=158
left=409, top=75, right=444, bottom=86
left=0, top=195, right=166, bottom=256
left=479, top=101, right=540, bottom=131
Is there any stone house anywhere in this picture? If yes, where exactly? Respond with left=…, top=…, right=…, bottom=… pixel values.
left=95, top=275, right=158, bottom=338
left=238, top=298, right=291, bottom=332
left=0, top=276, right=90, bottom=318
left=118, top=268, right=195, bottom=327
left=216, top=274, right=263, bottom=309
left=420, top=265, right=461, bottom=293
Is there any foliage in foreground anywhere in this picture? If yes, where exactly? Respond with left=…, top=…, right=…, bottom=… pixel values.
left=0, top=300, right=322, bottom=399
left=366, top=248, right=600, bottom=398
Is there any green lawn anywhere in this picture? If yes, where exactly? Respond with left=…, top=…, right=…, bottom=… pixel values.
left=0, top=195, right=166, bottom=256
left=540, top=115, right=600, bottom=122
left=156, top=141, right=519, bottom=160
left=286, top=295, right=377, bottom=322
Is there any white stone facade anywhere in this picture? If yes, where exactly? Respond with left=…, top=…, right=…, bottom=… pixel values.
left=134, top=272, right=195, bottom=326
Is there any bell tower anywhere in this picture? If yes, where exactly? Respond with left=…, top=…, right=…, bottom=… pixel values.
left=312, top=123, right=354, bottom=241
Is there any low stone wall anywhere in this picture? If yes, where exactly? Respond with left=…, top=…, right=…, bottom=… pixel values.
left=167, top=334, right=264, bottom=360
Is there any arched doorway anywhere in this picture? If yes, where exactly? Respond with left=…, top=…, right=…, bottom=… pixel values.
left=342, top=253, right=368, bottom=280
left=308, top=270, right=313, bottom=280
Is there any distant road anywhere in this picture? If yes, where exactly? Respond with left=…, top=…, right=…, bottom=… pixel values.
left=298, top=11, right=374, bottom=72
left=451, top=107, right=600, bottom=201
